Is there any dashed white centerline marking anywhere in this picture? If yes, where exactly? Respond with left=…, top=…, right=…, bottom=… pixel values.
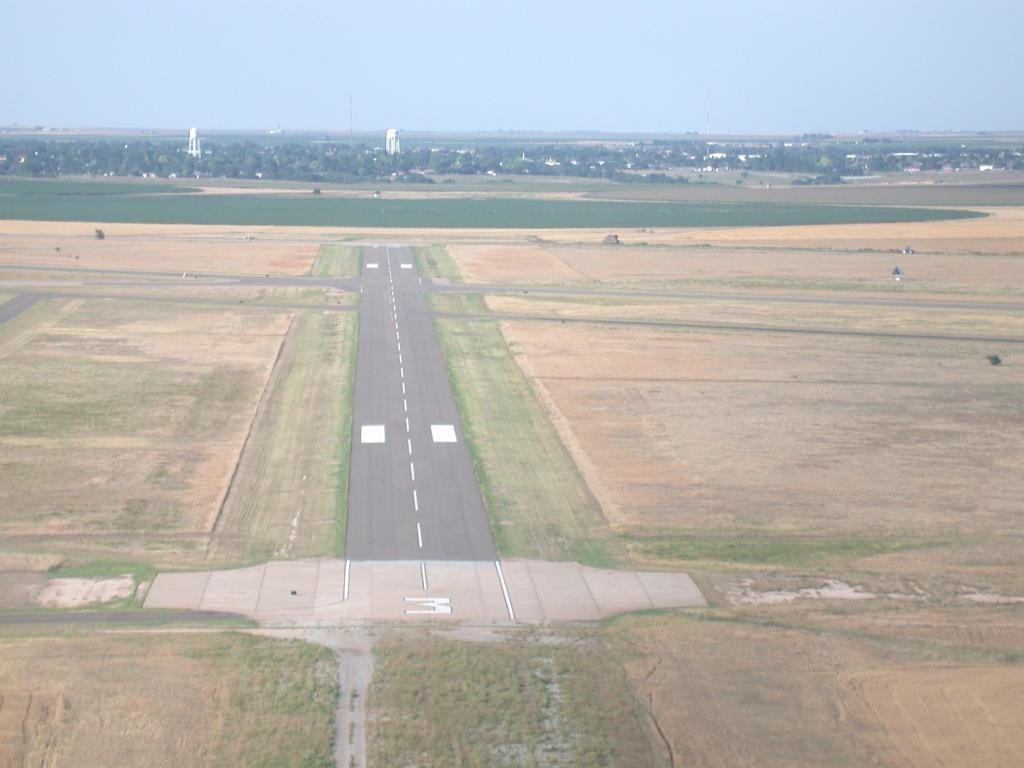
left=402, top=382, right=406, bottom=394
left=410, top=461, right=415, bottom=481
left=400, top=367, right=404, bottom=378
left=403, top=398, right=408, bottom=412
left=405, top=417, right=410, bottom=432
left=413, top=489, right=419, bottom=511
left=420, top=561, right=428, bottom=590
left=407, top=438, right=412, bottom=455
left=416, top=522, right=423, bottom=548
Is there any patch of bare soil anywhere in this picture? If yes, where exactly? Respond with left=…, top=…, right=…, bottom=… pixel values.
left=35, top=575, right=135, bottom=608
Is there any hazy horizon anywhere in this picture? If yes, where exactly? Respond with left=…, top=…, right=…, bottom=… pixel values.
left=3, top=0, right=1022, bottom=134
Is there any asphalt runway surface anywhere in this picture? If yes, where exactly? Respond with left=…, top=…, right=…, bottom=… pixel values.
left=0, top=292, right=43, bottom=323
left=344, top=246, right=496, bottom=561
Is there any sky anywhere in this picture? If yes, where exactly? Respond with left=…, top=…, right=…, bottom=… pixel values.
left=2, top=0, right=1022, bottom=133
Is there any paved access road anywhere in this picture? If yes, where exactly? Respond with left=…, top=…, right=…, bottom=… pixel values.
left=345, top=246, right=496, bottom=561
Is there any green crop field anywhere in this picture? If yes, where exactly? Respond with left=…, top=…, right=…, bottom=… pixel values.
left=0, top=185, right=984, bottom=228
left=0, top=178, right=197, bottom=195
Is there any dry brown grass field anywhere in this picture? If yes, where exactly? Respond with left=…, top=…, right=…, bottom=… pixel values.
left=0, top=230, right=318, bottom=274
left=423, top=212, right=1024, bottom=767
left=613, top=612, right=1024, bottom=768
left=0, top=631, right=337, bottom=767
left=449, top=237, right=1024, bottom=297
left=500, top=319, right=1023, bottom=545
left=0, top=297, right=291, bottom=566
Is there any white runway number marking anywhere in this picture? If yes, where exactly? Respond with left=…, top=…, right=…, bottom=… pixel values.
left=404, top=597, right=451, bottom=615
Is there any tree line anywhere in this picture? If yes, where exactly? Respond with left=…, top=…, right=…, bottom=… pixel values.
left=1, top=137, right=1020, bottom=183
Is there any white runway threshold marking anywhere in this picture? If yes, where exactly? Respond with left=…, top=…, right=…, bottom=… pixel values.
left=401, top=263, right=413, bottom=269
left=431, top=424, right=458, bottom=443
left=360, top=425, right=385, bottom=444
left=366, top=263, right=379, bottom=269
left=494, top=561, right=516, bottom=622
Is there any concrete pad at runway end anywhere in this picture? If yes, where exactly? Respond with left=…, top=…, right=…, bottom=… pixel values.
left=144, top=570, right=211, bottom=610
left=144, top=558, right=705, bottom=624
left=199, top=564, right=265, bottom=613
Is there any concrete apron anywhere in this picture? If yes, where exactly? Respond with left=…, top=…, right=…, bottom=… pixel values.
left=144, top=559, right=706, bottom=624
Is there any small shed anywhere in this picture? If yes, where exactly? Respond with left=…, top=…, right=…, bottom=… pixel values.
left=603, top=234, right=620, bottom=245
left=891, top=266, right=904, bottom=282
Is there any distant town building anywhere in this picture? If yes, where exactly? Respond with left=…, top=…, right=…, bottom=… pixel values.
left=186, top=126, right=201, bottom=159
left=385, top=128, right=400, bottom=155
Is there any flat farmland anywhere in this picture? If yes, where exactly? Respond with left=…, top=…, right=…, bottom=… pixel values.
left=448, top=238, right=1024, bottom=296
left=0, top=631, right=336, bottom=768
left=0, top=185, right=983, bottom=228
left=499, top=319, right=1024, bottom=567
left=614, top=612, right=1024, bottom=768
left=485, top=293, right=1024, bottom=337
left=0, top=298, right=291, bottom=565
left=537, top=205, right=1024, bottom=254
left=0, top=232, right=318, bottom=274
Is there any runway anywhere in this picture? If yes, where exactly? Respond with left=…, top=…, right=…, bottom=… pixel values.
left=344, top=246, right=496, bottom=561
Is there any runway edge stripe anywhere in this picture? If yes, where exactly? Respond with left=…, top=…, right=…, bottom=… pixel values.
left=494, top=561, right=516, bottom=623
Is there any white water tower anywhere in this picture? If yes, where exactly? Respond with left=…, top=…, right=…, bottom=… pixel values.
left=385, top=128, right=400, bottom=155
left=187, top=126, right=202, bottom=159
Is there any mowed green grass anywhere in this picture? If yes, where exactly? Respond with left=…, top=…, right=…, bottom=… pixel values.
left=309, top=243, right=362, bottom=277
left=0, top=186, right=984, bottom=228
left=435, top=313, right=617, bottom=566
left=369, top=631, right=653, bottom=768
left=211, top=310, right=358, bottom=562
